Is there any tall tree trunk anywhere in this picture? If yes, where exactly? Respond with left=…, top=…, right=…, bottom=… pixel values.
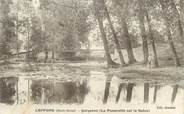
left=16, top=19, right=19, bottom=58
left=180, top=0, right=184, bottom=59
left=52, top=51, right=55, bottom=60
left=44, top=49, right=48, bottom=63
left=26, top=25, right=30, bottom=63
left=114, top=0, right=136, bottom=64
left=121, top=18, right=137, bottom=64
left=145, top=11, right=159, bottom=67
left=16, top=0, right=19, bottom=58
left=93, top=0, right=117, bottom=67
left=159, top=0, right=181, bottom=67
left=138, top=0, right=149, bottom=64
left=51, top=50, right=54, bottom=70
left=52, top=35, right=55, bottom=61
left=16, top=42, right=19, bottom=58
left=170, top=0, right=184, bottom=46
left=102, top=1, right=126, bottom=66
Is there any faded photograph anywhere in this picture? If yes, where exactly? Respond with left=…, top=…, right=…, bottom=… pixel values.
left=0, top=0, right=184, bottom=114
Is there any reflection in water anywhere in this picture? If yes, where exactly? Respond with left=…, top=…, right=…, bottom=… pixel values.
left=0, top=77, right=18, bottom=104
left=103, top=81, right=110, bottom=104
left=144, top=83, right=149, bottom=103
left=31, top=79, right=89, bottom=104
left=116, top=83, right=125, bottom=103
left=31, top=80, right=53, bottom=104
left=126, top=83, right=134, bottom=102
left=103, top=75, right=112, bottom=104
left=171, top=85, right=179, bottom=104
left=0, top=76, right=183, bottom=105
left=153, top=84, right=160, bottom=103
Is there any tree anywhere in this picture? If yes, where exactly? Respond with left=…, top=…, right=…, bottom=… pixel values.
left=14, top=0, right=20, bottom=58
left=38, top=0, right=91, bottom=62
left=29, top=16, right=47, bottom=61
left=102, top=0, right=126, bottom=66
left=93, top=0, right=117, bottom=67
left=170, top=0, right=184, bottom=46
left=120, top=17, right=137, bottom=64
left=113, top=0, right=137, bottom=64
left=145, top=10, right=159, bottom=67
left=138, top=0, right=149, bottom=64
left=0, top=0, right=15, bottom=61
left=18, top=0, right=36, bottom=62
left=159, top=0, right=181, bottom=67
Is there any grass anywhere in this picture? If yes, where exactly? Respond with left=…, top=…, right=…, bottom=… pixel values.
left=108, top=64, right=184, bottom=82
left=114, top=43, right=184, bottom=66
left=106, top=43, right=184, bottom=82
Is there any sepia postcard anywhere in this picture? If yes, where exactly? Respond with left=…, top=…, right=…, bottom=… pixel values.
left=0, top=0, right=183, bottom=114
